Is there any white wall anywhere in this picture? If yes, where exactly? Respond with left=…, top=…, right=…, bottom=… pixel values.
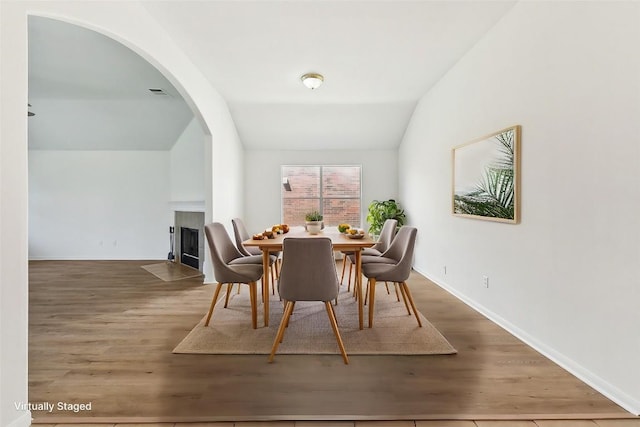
left=210, top=103, right=245, bottom=230
left=0, top=4, right=31, bottom=426
left=1, top=2, right=245, bottom=424
left=170, top=117, right=205, bottom=203
left=244, top=149, right=398, bottom=234
left=29, top=150, right=170, bottom=260
left=399, top=1, right=640, bottom=414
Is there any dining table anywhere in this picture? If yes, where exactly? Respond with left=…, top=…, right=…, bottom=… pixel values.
left=243, top=226, right=376, bottom=330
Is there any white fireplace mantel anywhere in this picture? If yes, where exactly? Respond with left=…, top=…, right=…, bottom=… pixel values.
left=170, top=200, right=205, bottom=213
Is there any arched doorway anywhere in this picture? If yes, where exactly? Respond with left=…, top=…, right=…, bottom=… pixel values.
left=28, top=16, right=207, bottom=266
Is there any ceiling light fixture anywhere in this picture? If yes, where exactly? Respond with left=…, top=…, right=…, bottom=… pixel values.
left=301, top=73, right=324, bottom=90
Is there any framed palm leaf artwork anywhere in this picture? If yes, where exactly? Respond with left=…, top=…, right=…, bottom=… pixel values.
left=452, top=125, right=521, bottom=223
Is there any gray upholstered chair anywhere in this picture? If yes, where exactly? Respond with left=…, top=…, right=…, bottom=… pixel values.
left=268, top=237, right=349, bottom=364
left=232, top=217, right=279, bottom=292
left=340, top=219, right=398, bottom=290
left=364, top=218, right=398, bottom=255
left=204, top=222, right=264, bottom=329
left=344, top=218, right=399, bottom=295
left=361, top=226, right=421, bottom=328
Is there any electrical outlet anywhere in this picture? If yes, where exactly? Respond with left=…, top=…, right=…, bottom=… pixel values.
left=482, top=275, right=489, bottom=288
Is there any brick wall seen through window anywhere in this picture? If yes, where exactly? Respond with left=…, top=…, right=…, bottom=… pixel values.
left=282, top=165, right=361, bottom=228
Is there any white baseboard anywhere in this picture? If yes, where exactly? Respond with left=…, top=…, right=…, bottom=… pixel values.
left=6, top=411, right=32, bottom=427
left=28, top=256, right=164, bottom=261
left=415, top=267, right=640, bottom=416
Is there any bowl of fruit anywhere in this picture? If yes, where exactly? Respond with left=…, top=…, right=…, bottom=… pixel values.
left=272, top=224, right=289, bottom=234
left=346, top=228, right=365, bottom=239
left=338, top=223, right=351, bottom=233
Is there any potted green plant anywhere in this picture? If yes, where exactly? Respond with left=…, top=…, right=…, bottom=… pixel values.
left=366, top=199, right=406, bottom=237
left=305, top=210, right=324, bottom=234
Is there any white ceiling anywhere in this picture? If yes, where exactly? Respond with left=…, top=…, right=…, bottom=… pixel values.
left=28, top=1, right=516, bottom=151
left=28, top=16, right=194, bottom=151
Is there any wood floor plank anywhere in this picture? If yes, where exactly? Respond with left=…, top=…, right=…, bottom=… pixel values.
left=594, top=421, right=640, bottom=427
left=52, top=424, right=116, bottom=427
left=355, top=422, right=415, bottom=427
left=113, top=424, right=175, bottom=427
left=295, top=422, right=356, bottom=427
left=235, top=423, right=295, bottom=427
left=476, top=422, right=537, bottom=427
left=416, top=422, right=476, bottom=427
left=535, top=421, right=598, bottom=427
left=174, top=424, right=234, bottom=427
left=28, top=261, right=630, bottom=422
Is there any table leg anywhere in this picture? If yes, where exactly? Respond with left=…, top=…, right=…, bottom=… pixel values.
left=355, top=249, right=363, bottom=330
left=262, top=249, right=270, bottom=327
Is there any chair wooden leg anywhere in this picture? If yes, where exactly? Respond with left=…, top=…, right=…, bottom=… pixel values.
left=249, top=281, right=258, bottom=329
left=325, top=302, right=349, bottom=364
left=205, top=283, right=224, bottom=326
left=397, top=282, right=411, bottom=314
left=347, top=260, right=353, bottom=292
left=385, top=281, right=390, bottom=295
left=270, top=264, right=276, bottom=295
left=236, top=283, right=241, bottom=294
left=364, top=279, right=370, bottom=305
left=401, top=281, right=422, bottom=327
left=340, top=255, right=347, bottom=284
left=269, top=300, right=295, bottom=363
left=368, top=278, right=377, bottom=328
left=392, top=282, right=400, bottom=301
left=274, top=258, right=280, bottom=279
left=284, top=300, right=295, bottom=330
left=224, top=283, right=233, bottom=308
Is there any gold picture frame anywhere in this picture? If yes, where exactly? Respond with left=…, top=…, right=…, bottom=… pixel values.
left=452, top=125, right=521, bottom=223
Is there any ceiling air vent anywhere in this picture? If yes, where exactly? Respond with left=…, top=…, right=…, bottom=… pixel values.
left=148, top=88, right=169, bottom=96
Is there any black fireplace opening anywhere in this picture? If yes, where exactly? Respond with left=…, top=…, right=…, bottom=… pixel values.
left=180, top=227, right=199, bottom=269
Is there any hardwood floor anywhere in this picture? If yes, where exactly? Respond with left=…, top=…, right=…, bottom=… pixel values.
left=28, top=260, right=634, bottom=424
left=31, top=420, right=640, bottom=427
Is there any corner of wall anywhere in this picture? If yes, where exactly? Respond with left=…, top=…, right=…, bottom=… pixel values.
left=6, top=411, right=32, bottom=427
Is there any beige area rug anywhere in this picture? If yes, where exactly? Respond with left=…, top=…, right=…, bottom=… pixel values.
left=141, top=262, right=203, bottom=282
left=173, top=285, right=457, bottom=355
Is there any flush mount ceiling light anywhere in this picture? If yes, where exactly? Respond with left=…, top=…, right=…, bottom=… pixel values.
left=301, top=73, right=324, bottom=90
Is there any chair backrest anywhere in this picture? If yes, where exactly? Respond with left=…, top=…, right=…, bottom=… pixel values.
left=206, top=222, right=264, bottom=284
left=373, top=218, right=398, bottom=253
left=379, top=226, right=418, bottom=282
left=381, top=226, right=418, bottom=263
left=231, top=218, right=257, bottom=256
left=204, top=222, right=244, bottom=276
left=278, top=238, right=339, bottom=302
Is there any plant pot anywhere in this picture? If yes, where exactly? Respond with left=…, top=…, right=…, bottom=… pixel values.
left=305, top=221, right=323, bottom=234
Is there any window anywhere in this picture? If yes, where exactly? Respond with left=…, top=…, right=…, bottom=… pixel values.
left=281, top=165, right=361, bottom=227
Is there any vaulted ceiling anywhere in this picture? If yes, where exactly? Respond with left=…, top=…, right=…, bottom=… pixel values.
left=28, top=1, right=516, bottom=151
left=28, top=16, right=194, bottom=151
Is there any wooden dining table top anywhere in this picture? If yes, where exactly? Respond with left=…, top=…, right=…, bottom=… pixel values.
left=243, top=226, right=376, bottom=250
left=243, top=225, right=374, bottom=329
